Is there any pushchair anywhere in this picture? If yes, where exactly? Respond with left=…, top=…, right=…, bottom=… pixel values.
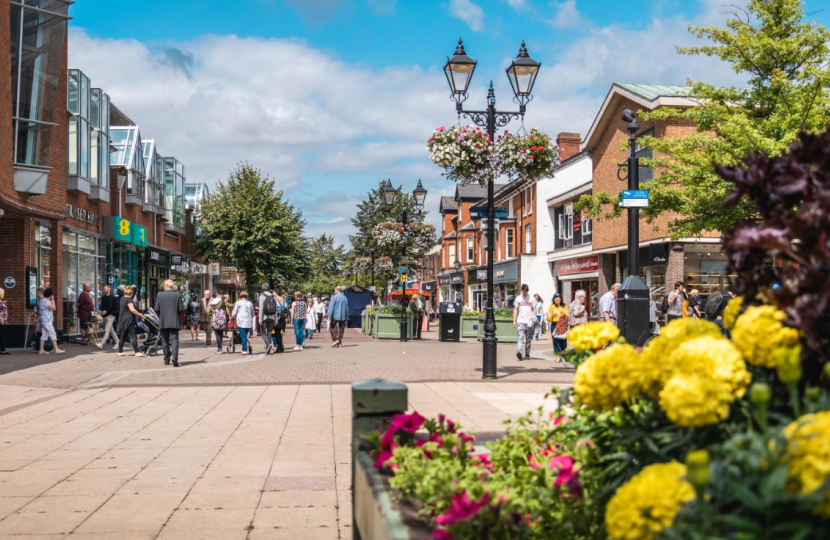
left=137, top=308, right=161, bottom=356
left=226, top=316, right=241, bottom=354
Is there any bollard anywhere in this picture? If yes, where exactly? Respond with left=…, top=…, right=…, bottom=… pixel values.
left=352, top=378, right=408, bottom=540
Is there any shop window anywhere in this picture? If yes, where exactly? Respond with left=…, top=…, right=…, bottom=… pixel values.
left=10, top=0, right=70, bottom=167
left=36, top=226, right=52, bottom=288
left=506, top=229, right=514, bottom=258
left=525, top=224, right=532, bottom=253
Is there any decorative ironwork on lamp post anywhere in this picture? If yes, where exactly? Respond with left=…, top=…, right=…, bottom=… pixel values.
left=443, top=38, right=541, bottom=379
left=383, top=179, right=428, bottom=342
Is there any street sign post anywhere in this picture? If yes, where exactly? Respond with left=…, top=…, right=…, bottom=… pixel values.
left=470, top=205, right=508, bottom=220
left=618, top=190, right=649, bottom=208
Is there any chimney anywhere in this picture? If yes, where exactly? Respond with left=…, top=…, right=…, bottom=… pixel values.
left=556, top=132, right=581, bottom=162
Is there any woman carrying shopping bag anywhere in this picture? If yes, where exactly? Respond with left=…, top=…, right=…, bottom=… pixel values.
left=548, top=293, right=569, bottom=361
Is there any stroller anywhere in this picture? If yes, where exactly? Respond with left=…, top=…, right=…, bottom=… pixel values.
left=137, top=308, right=162, bottom=356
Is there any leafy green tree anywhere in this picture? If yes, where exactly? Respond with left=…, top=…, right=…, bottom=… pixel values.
left=350, top=179, right=427, bottom=251
left=195, top=163, right=309, bottom=293
left=580, top=0, right=830, bottom=237
left=292, top=234, right=346, bottom=296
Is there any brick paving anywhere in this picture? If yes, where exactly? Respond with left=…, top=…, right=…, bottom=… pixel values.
left=0, top=328, right=572, bottom=539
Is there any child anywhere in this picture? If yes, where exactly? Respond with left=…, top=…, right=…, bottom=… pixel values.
left=305, top=298, right=317, bottom=339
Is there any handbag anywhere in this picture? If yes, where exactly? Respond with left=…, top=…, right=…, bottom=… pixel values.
left=554, top=314, right=570, bottom=339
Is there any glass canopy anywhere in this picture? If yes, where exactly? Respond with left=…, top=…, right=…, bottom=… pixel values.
left=110, top=126, right=146, bottom=199
left=142, top=139, right=163, bottom=208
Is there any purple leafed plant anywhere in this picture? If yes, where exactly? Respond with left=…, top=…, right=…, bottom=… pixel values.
left=718, top=128, right=830, bottom=375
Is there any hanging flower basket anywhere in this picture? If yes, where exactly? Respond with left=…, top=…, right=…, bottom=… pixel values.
left=351, top=257, right=372, bottom=275
left=492, top=128, right=560, bottom=182
left=374, top=256, right=394, bottom=273
left=406, top=223, right=437, bottom=256
left=427, top=125, right=494, bottom=185
left=372, top=222, right=405, bottom=249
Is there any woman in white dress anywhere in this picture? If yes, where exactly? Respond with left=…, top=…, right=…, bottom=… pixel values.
left=305, top=298, right=317, bottom=339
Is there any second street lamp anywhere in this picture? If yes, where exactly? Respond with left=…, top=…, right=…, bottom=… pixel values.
left=444, top=38, right=541, bottom=379
left=382, top=179, right=427, bottom=342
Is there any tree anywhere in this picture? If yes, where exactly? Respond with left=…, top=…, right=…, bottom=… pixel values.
left=580, top=0, right=830, bottom=238
left=292, top=234, right=346, bottom=296
left=350, top=179, right=427, bottom=250
left=195, top=163, right=309, bottom=292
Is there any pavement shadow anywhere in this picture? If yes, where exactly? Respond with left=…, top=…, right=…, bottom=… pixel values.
left=475, top=364, right=575, bottom=379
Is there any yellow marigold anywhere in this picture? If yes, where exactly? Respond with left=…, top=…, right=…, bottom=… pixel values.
left=641, top=318, right=722, bottom=376
left=665, top=336, right=752, bottom=398
left=606, top=461, right=695, bottom=540
left=784, top=412, right=830, bottom=517
left=722, top=296, right=744, bottom=330
left=732, top=305, right=800, bottom=368
left=659, top=374, right=734, bottom=427
left=568, top=321, right=620, bottom=353
left=574, top=344, right=644, bottom=411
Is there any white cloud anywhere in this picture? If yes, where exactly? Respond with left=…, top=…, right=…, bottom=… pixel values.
left=506, top=0, right=527, bottom=8
left=366, top=0, right=396, bottom=15
left=448, top=0, right=485, bottom=32
left=547, top=0, right=586, bottom=29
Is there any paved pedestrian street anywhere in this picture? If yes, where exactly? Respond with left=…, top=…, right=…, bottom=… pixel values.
left=0, top=330, right=572, bottom=539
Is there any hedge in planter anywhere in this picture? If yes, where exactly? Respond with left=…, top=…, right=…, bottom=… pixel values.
left=461, top=311, right=482, bottom=338
left=476, top=308, right=517, bottom=343
left=372, top=306, right=415, bottom=340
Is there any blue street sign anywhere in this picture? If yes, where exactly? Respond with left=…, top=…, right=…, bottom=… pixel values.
left=622, top=190, right=648, bottom=199
left=619, top=190, right=649, bottom=208
left=470, top=205, right=508, bottom=220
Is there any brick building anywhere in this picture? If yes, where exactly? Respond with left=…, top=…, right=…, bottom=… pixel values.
left=580, top=83, right=724, bottom=309
left=1, top=1, right=204, bottom=346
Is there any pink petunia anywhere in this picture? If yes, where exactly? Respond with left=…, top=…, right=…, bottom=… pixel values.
left=550, top=455, right=581, bottom=496
left=435, top=491, right=491, bottom=526
left=390, top=411, right=426, bottom=434
left=432, top=529, right=454, bottom=540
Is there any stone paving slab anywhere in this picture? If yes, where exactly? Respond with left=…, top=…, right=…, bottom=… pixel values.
left=0, top=381, right=566, bottom=539
left=0, top=329, right=573, bottom=389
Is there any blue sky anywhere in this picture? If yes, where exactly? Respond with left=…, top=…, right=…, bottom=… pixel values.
left=67, top=0, right=830, bottom=245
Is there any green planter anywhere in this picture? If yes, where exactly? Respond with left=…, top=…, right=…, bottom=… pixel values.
left=373, top=313, right=415, bottom=339
left=461, top=316, right=480, bottom=338
left=476, top=317, right=518, bottom=342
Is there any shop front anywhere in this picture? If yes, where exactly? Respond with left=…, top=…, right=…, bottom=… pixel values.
left=620, top=243, right=670, bottom=308
left=467, top=268, right=487, bottom=311
left=103, top=216, right=148, bottom=308
left=170, top=253, right=196, bottom=298
left=61, top=227, right=105, bottom=335
left=554, top=255, right=599, bottom=320
left=146, top=247, right=170, bottom=308
left=450, top=272, right=465, bottom=305
left=438, top=275, right=451, bottom=304
left=493, top=260, right=518, bottom=308
left=421, top=281, right=437, bottom=309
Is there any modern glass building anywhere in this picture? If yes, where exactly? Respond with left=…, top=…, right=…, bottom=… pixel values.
left=162, top=157, right=186, bottom=234
left=67, top=69, right=111, bottom=201
left=110, top=126, right=146, bottom=205
left=10, top=0, right=71, bottom=193
left=142, top=139, right=165, bottom=215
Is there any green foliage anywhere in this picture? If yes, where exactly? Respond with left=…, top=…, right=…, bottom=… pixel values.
left=581, top=0, right=830, bottom=238
left=292, top=234, right=346, bottom=296
left=493, top=308, right=513, bottom=318
left=350, top=179, right=428, bottom=251
left=378, top=305, right=403, bottom=315
left=195, top=163, right=309, bottom=291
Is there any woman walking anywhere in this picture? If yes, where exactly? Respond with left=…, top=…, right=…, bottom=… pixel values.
left=186, top=294, right=202, bottom=340
left=231, top=291, right=255, bottom=355
left=548, top=293, right=569, bottom=360
left=533, top=294, right=545, bottom=340
left=209, top=293, right=229, bottom=354
left=305, top=298, right=316, bottom=340
left=271, top=288, right=287, bottom=353
left=37, top=288, right=64, bottom=355
left=0, top=288, right=8, bottom=355
left=117, top=285, right=146, bottom=357
left=290, top=292, right=307, bottom=351
left=569, top=290, right=589, bottom=327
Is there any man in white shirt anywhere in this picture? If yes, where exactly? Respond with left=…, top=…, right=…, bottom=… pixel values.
left=599, top=283, right=620, bottom=325
left=313, top=297, right=326, bottom=332
left=513, top=284, right=537, bottom=361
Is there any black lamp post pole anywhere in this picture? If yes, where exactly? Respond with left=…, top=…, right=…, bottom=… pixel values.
left=400, top=206, right=408, bottom=343
left=482, top=86, right=498, bottom=379
left=627, top=121, right=639, bottom=275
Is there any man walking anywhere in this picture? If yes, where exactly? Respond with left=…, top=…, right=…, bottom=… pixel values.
left=666, top=281, right=685, bottom=322
left=328, top=286, right=349, bottom=348
left=76, top=283, right=94, bottom=342
left=155, top=279, right=185, bottom=367
left=513, top=284, right=537, bottom=361
left=258, top=283, right=277, bottom=354
left=599, top=283, right=620, bottom=325
left=410, top=293, right=425, bottom=339
left=313, top=297, right=326, bottom=334
left=199, top=289, right=213, bottom=347
left=97, top=285, right=119, bottom=349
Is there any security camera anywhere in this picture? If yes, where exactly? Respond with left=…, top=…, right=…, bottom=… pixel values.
left=621, top=109, right=637, bottom=123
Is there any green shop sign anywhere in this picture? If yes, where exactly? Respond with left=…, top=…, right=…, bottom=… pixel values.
left=103, top=216, right=148, bottom=247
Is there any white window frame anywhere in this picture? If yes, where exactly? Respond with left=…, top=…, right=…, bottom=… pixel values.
left=508, top=197, right=514, bottom=218
left=466, top=236, right=473, bottom=262
left=506, top=229, right=514, bottom=259
left=449, top=244, right=456, bottom=266
left=581, top=216, right=592, bottom=236
left=525, top=224, right=532, bottom=253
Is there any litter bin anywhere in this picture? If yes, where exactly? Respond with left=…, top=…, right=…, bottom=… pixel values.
left=439, top=302, right=462, bottom=342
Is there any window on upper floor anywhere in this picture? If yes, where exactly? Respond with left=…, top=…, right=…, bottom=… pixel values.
left=508, top=198, right=514, bottom=218
left=466, top=236, right=473, bottom=262
left=525, top=224, right=532, bottom=253
left=558, top=204, right=574, bottom=248
left=449, top=244, right=456, bottom=266
left=506, top=229, right=514, bottom=259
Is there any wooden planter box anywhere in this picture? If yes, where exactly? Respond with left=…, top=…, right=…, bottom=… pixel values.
left=372, top=313, right=415, bottom=340
left=461, top=316, right=479, bottom=338
left=476, top=317, right=518, bottom=342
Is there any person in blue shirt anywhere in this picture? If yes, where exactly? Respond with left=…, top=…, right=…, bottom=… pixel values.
left=328, top=286, right=350, bottom=348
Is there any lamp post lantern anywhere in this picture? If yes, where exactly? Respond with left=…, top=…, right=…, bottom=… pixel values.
left=444, top=38, right=541, bottom=379
left=383, top=180, right=427, bottom=342
left=616, top=109, right=651, bottom=347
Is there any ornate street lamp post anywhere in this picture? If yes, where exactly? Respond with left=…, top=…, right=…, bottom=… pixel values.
left=383, top=179, right=428, bottom=342
left=443, top=38, right=541, bottom=379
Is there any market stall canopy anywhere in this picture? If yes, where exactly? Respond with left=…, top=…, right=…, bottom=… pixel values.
left=388, top=288, right=431, bottom=299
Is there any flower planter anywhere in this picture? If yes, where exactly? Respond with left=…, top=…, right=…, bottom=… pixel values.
left=372, top=313, right=415, bottom=340
left=461, top=316, right=479, bottom=338
left=476, top=317, right=518, bottom=342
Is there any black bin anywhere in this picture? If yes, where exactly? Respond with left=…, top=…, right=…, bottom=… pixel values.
left=438, top=302, right=462, bottom=342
